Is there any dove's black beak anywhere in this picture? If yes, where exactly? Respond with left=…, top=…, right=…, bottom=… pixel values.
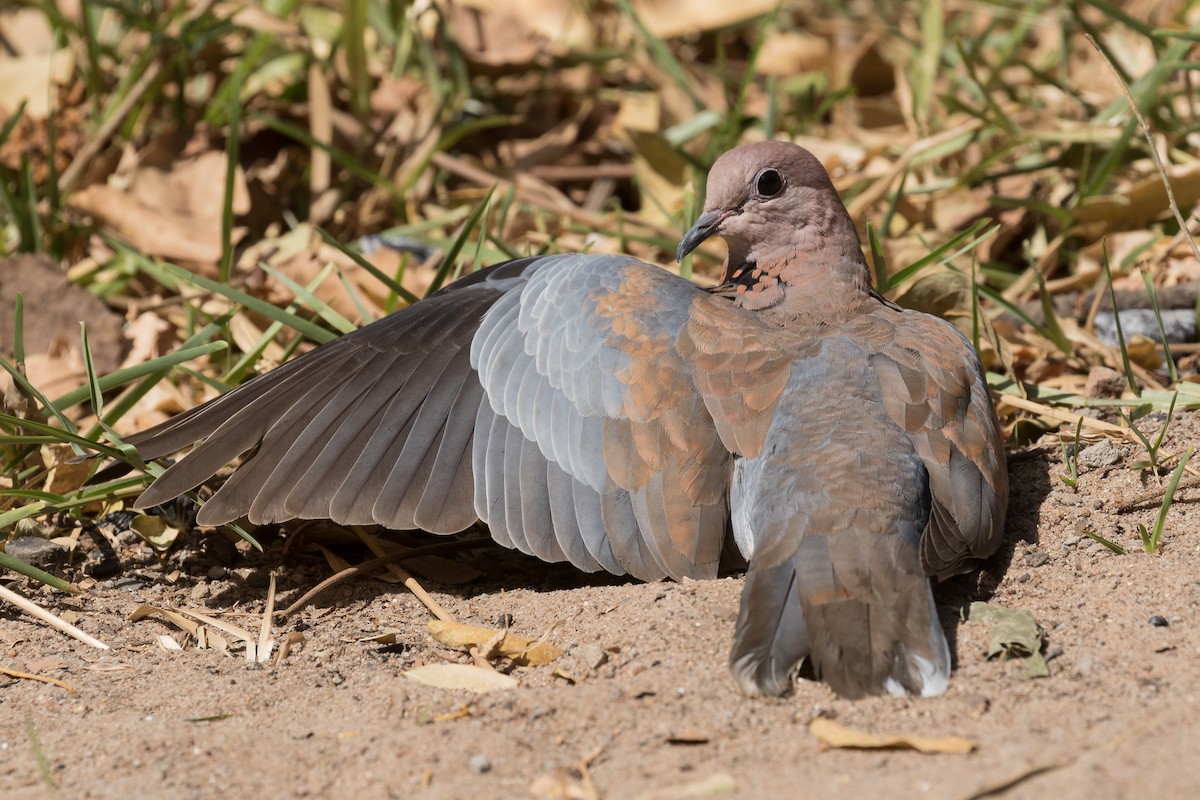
left=676, top=209, right=731, bottom=262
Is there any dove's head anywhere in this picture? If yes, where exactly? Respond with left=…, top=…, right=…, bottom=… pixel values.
left=676, top=141, right=864, bottom=284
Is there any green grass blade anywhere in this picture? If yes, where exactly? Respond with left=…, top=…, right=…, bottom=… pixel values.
left=160, top=262, right=335, bottom=344
left=883, top=219, right=998, bottom=292
left=428, top=185, right=497, bottom=295
left=315, top=226, right=420, bottom=306
left=51, top=341, right=228, bottom=412
left=1100, top=241, right=1139, bottom=395
left=258, top=262, right=357, bottom=334
left=1141, top=270, right=1179, bottom=383
left=1149, top=447, right=1194, bottom=552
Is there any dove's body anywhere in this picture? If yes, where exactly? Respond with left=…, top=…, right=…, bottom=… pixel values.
left=128, top=142, right=1007, bottom=698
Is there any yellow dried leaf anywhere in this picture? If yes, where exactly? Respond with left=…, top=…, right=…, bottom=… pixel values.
left=130, top=513, right=181, bottom=552
left=631, top=0, right=777, bottom=38
left=428, top=619, right=563, bottom=666
left=809, top=717, right=975, bottom=754
left=1074, top=163, right=1200, bottom=228
left=404, top=663, right=518, bottom=693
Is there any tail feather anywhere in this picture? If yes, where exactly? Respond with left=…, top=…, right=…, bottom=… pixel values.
left=729, top=548, right=951, bottom=699
left=729, top=560, right=808, bottom=697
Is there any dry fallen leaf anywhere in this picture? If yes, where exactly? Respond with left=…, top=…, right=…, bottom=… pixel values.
left=129, top=513, right=181, bottom=552
left=1074, top=162, right=1200, bottom=229
left=41, top=442, right=93, bottom=495
left=808, top=717, right=976, bottom=754
left=968, top=601, right=1049, bottom=678
left=630, top=0, right=777, bottom=38
left=428, top=619, right=563, bottom=666
left=403, top=663, right=518, bottom=693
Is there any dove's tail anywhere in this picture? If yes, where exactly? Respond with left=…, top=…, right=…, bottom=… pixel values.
left=729, top=539, right=951, bottom=699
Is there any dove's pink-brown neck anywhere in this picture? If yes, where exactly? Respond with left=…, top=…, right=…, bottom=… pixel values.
left=713, top=221, right=875, bottom=323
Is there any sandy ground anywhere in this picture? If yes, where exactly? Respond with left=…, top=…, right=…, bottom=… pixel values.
left=4, top=412, right=1200, bottom=800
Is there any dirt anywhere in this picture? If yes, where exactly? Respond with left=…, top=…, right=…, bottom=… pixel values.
left=4, top=412, right=1200, bottom=800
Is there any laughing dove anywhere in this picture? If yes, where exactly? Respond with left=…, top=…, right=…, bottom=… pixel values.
left=126, top=141, right=1007, bottom=699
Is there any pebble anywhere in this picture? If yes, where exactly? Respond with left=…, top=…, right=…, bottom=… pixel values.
left=1078, top=440, right=1122, bottom=469
left=1150, top=615, right=1169, bottom=627
left=4, top=536, right=67, bottom=567
left=467, top=754, right=492, bottom=774
left=207, top=565, right=229, bottom=580
left=1024, top=551, right=1050, bottom=568
left=575, top=644, right=609, bottom=671
left=1094, top=309, right=1196, bottom=346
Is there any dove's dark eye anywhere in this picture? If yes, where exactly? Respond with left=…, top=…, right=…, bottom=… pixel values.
left=754, top=168, right=784, bottom=198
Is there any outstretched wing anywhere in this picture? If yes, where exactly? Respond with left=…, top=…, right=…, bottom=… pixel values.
left=130, top=253, right=794, bottom=582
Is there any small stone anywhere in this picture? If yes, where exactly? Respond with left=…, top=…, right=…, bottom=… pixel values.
left=1062, top=536, right=1081, bottom=548
left=1150, top=615, right=1169, bottom=627
left=1078, top=440, right=1122, bottom=470
left=4, top=536, right=68, bottom=567
left=1024, top=551, right=1050, bottom=568
left=575, top=644, right=609, bottom=671
left=207, top=565, right=229, bottom=580
left=467, top=753, right=492, bottom=774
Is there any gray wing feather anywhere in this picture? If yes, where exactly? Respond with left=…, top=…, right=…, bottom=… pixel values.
left=133, top=253, right=740, bottom=584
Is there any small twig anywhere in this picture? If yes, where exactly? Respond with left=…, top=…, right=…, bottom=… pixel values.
left=276, top=538, right=491, bottom=618
left=844, top=114, right=992, bottom=222
left=994, top=394, right=1131, bottom=437
left=353, top=529, right=454, bottom=622
left=0, top=584, right=110, bottom=650
left=58, top=60, right=163, bottom=193
left=0, top=665, right=77, bottom=693
left=256, top=573, right=277, bottom=664
left=961, top=760, right=1070, bottom=800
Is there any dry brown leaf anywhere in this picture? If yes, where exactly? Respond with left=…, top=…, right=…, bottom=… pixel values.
left=441, top=2, right=555, bottom=68
left=809, top=717, right=975, bottom=754
left=630, top=0, right=777, bottom=38
left=119, top=312, right=175, bottom=369
left=69, top=184, right=225, bottom=268
left=0, top=47, right=74, bottom=121
left=129, top=513, right=181, bottom=552
left=428, top=619, right=564, bottom=666
left=41, top=442, right=92, bottom=495
left=403, top=663, right=518, bottom=693
left=67, top=143, right=249, bottom=270
left=24, top=339, right=87, bottom=402
left=756, top=32, right=831, bottom=77
left=1074, top=162, right=1200, bottom=229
